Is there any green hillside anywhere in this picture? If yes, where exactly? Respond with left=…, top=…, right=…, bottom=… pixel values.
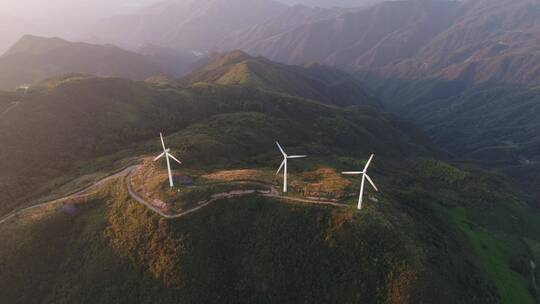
left=1, top=54, right=539, bottom=303
left=361, top=74, right=540, bottom=202
left=0, top=73, right=416, bottom=217
left=3, top=146, right=540, bottom=303
left=0, top=157, right=504, bottom=304
left=182, top=51, right=380, bottom=107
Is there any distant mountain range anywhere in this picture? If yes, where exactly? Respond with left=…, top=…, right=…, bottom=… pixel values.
left=0, top=35, right=199, bottom=90
left=230, top=0, right=539, bottom=86
left=91, top=0, right=289, bottom=51
left=218, top=4, right=350, bottom=52
left=275, top=0, right=383, bottom=7
left=90, top=0, right=540, bottom=88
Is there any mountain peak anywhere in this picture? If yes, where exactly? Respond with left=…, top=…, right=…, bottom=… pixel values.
left=216, top=50, right=252, bottom=65
left=145, top=74, right=178, bottom=86
left=182, top=50, right=380, bottom=107
left=4, top=35, right=71, bottom=57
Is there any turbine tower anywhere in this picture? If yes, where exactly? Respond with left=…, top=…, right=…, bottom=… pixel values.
left=342, top=154, right=379, bottom=209
left=154, top=133, right=182, bottom=188
left=276, top=141, right=307, bottom=193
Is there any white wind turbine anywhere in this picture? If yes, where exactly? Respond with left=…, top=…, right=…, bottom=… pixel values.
left=154, top=133, right=182, bottom=188
left=342, top=154, right=379, bottom=210
left=276, top=141, right=307, bottom=193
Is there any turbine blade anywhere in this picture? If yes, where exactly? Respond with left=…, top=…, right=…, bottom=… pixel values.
left=160, top=133, right=167, bottom=151
left=365, top=174, right=379, bottom=192
left=153, top=152, right=165, bottom=161
left=363, top=154, right=375, bottom=171
left=342, top=171, right=364, bottom=175
left=287, top=155, right=307, bottom=159
left=276, top=141, right=286, bottom=157
left=276, top=159, right=286, bottom=175
left=168, top=153, right=182, bottom=165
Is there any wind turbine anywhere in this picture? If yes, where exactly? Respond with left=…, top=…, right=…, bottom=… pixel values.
left=276, top=141, right=307, bottom=193
left=342, top=154, right=379, bottom=210
left=154, top=133, right=182, bottom=188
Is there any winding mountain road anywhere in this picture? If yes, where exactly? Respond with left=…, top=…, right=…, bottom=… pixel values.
left=125, top=166, right=346, bottom=219
left=0, top=86, right=28, bottom=118
left=1, top=164, right=346, bottom=225
left=0, top=166, right=137, bottom=225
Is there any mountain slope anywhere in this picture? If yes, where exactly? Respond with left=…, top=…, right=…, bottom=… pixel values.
left=368, top=80, right=540, bottom=198
left=231, top=0, right=540, bottom=88
left=220, top=0, right=540, bottom=193
left=3, top=114, right=540, bottom=302
left=331, top=0, right=540, bottom=186
left=232, top=0, right=459, bottom=70
left=0, top=35, right=164, bottom=90
left=0, top=177, right=504, bottom=303
left=0, top=72, right=416, bottom=217
left=182, top=51, right=380, bottom=107
left=372, top=0, right=540, bottom=86
left=218, top=4, right=348, bottom=52
left=1, top=72, right=539, bottom=303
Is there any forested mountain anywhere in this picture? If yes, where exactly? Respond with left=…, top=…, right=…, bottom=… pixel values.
left=2, top=62, right=539, bottom=303
left=0, top=52, right=407, bottom=217
left=1, top=64, right=533, bottom=304
left=213, top=0, right=540, bottom=186
left=181, top=50, right=380, bottom=107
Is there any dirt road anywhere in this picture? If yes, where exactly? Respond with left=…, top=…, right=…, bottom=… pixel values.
left=125, top=167, right=346, bottom=219
left=1, top=165, right=347, bottom=225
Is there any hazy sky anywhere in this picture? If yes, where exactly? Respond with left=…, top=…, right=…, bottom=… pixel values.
left=0, top=0, right=162, bottom=38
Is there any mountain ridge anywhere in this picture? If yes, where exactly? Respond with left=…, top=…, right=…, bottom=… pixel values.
left=91, top=0, right=289, bottom=51
left=181, top=50, right=381, bottom=107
